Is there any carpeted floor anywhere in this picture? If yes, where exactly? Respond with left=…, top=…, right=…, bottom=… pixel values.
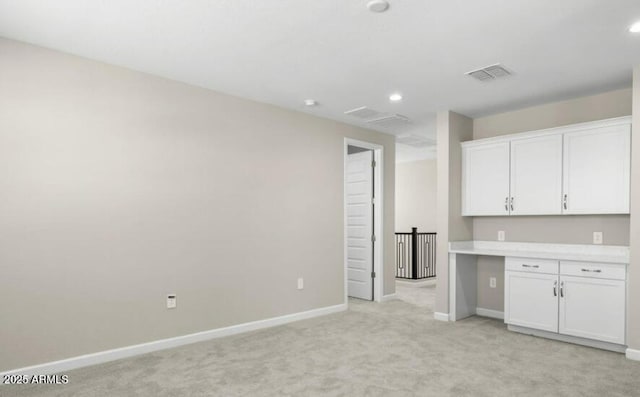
left=4, top=284, right=640, bottom=396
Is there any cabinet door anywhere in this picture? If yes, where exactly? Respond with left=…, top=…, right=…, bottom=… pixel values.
left=559, top=276, right=625, bottom=344
left=510, top=134, right=563, bottom=215
left=505, top=271, right=559, bottom=332
left=462, top=141, right=510, bottom=216
left=562, top=125, right=630, bottom=214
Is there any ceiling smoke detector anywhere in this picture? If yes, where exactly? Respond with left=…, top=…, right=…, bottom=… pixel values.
left=367, top=0, right=390, bottom=13
left=466, top=64, right=512, bottom=82
left=304, top=99, right=318, bottom=107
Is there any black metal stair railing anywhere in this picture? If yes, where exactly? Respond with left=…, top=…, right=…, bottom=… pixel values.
left=395, top=228, right=436, bottom=279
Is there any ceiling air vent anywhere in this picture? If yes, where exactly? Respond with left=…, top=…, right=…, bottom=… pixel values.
left=466, top=63, right=512, bottom=82
left=396, top=133, right=435, bottom=148
left=344, top=106, right=384, bottom=119
left=367, top=114, right=412, bottom=130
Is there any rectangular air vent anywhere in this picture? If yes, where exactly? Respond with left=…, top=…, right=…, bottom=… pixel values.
left=396, top=133, right=435, bottom=148
left=367, top=114, right=412, bottom=130
left=344, top=106, right=384, bottom=119
left=466, top=63, right=512, bottom=82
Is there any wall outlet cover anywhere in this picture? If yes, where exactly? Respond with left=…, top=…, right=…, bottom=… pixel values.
left=166, top=294, right=177, bottom=309
left=593, top=232, right=603, bottom=245
left=297, top=278, right=304, bottom=290
left=489, top=277, right=497, bottom=288
left=497, top=231, right=505, bottom=241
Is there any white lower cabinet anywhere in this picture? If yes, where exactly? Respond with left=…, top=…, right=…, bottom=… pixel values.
left=505, top=257, right=627, bottom=347
left=559, top=275, right=626, bottom=345
left=505, top=271, right=558, bottom=332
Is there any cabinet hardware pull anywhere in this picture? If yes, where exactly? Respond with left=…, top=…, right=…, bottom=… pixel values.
left=521, top=264, right=539, bottom=268
left=560, top=281, right=564, bottom=298
left=553, top=280, right=557, bottom=297
left=563, top=194, right=568, bottom=210
left=505, top=197, right=509, bottom=211
left=510, top=197, right=514, bottom=211
left=581, top=268, right=602, bottom=273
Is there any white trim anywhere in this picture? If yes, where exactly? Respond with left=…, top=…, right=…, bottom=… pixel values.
left=475, top=307, right=504, bottom=320
left=344, top=138, right=385, bottom=303
left=381, top=293, right=398, bottom=302
left=626, top=348, right=640, bottom=361
left=508, top=324, right=626, bottom=353
left=461, top=116, right=632, bottom=147
left=395, top=278, right=437, bottom=287
left=434, top=312, right=450, bottom=322
left=0, top=303, right=347, bottom=377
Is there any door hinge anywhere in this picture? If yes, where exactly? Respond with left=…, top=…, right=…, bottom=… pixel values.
left=372, top=197, right=376, bottom=204
left=371, top=271, right=376, bottom=278
left=372, top=160, right=376, bottom=168
left=372, top=234, right=376, bottom=242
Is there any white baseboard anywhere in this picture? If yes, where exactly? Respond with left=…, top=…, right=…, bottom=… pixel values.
left=508, top=324, right=626, bottom=353
left=0, top=303, right=347, bottom=377
left=434, top=312, right=450, bottom=322
left=381, top=293, right=398, bottom=302
left=395, top=278, right=436, bottom=287
left=626, top=348, right=640, bottom=361
left=475, top=307, right=504, bottom=320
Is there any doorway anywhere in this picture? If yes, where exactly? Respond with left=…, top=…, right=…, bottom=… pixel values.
left=344, top=139, right=384, bottom=302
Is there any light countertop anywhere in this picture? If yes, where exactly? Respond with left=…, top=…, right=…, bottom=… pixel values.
left=449, top=241, right=629, bottom=264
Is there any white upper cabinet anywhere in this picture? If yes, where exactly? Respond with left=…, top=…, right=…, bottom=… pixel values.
left=510, top=134, right=563, bottom=215
left=461, top=116, right=631, bottom=217
left=462, top=141, right=510, bottom=216
left=562, top=125, right=631, bottom=214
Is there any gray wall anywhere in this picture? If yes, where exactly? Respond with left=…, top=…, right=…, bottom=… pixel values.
left=628, top=67, right=640, bottom=352
left=435, top=111, right=473, bottom=315
left=0, top=38, right=396, bottom=371
left=472, top=88, right=632, bottom=311
left=395, top=159, right=437, bottom=233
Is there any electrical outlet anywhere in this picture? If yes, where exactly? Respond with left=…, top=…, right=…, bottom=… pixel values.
left=489, top=277, right=497, bottom=289
left=593, top=232, right=603, bottom=245
left=166, top=294, right=177, bottom=309
left=297, top=278, right=304, bottom=290
left=497, top=231, right=505, bottom=241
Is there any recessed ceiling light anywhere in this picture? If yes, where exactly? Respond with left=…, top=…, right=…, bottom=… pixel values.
left=367, top=0, right=390, bottom=13
left=630, top=21, right=640, bottom=33
left=389, top=93, right=403, bottom=102
left=304, top=99, right=318, bottom=107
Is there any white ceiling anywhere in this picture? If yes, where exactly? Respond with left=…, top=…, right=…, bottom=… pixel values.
left=1, top=0, right=640, bottom=161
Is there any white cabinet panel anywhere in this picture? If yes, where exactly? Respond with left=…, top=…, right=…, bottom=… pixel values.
left=559, top=276, right=626, bottom=345
left=505, top=271, right=559, bottom=333
left=562, top=125, right=630, bottom=214
left=560, top=261, right=626, bottom=281
left=462, top=141, right=510, bottom=216
left=510, top=134, right=563, bottom=215
left=505, top=257, right=558, bottom=275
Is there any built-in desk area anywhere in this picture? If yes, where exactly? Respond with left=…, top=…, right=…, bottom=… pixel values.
left=448, top=241, right=630, bottom=352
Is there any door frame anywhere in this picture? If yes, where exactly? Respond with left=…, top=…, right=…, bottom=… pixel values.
left=344, top=138, right=384, bottom=303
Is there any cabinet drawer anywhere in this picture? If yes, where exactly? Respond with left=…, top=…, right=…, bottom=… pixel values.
left=505, top=257, right=558, bottom=274
left=560, top=261, right=626, bottom=281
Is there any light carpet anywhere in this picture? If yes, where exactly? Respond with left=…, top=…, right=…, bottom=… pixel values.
left=4, top=284, right=640, bottom=396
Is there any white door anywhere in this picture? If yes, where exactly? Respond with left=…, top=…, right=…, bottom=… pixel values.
left=562, top=125, right=631, bottom=214
left=559, top=276, right=626, bottom=344
left=510, top=134, right=563, bottom=215
left=346, top=151, right=373, bottom=300
left=462, top=141, right=510, bottom=216
left=505, top=271, right=559, bottom=332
